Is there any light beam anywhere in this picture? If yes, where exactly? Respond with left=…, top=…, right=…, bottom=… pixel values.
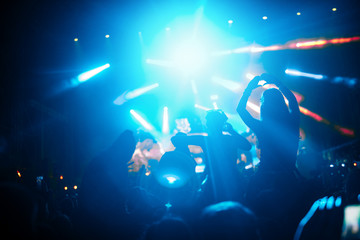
left=162, top=106, right=169, bottom=134
left=77, top=63, right=110, bottom=82
left=285, top=69, right=325, bottom=80
left=114, top=83, right=159, bottom=105
left=130, top=109, right=154, bottom=131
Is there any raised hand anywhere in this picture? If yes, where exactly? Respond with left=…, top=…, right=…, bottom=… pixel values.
left=260, top=73, right=282, bottom=86
left=246, top=76, right=262, bottom=90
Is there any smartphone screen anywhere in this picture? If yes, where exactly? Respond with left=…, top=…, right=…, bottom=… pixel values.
left=342, top=205, right=360, bottom=239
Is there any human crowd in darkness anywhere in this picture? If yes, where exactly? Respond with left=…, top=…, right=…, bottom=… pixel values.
left=1, top=74, right=359, bottom=240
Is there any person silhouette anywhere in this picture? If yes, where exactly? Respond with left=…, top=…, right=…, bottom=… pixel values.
left=237, top=74, right=301, bottom=239
left=171, top=110, right=251, bottom=203
left=237, top=73, right=300, bottom=174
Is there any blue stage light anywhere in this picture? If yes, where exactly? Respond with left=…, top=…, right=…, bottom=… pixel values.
left=114, top=83, right=159, bottom=105
left=162, top=106, right=169, bottom=134
left=172, top=41, right=208, bottom=74
left=130, top=109, right=154, bottom=131
left=77, top=63, right=110, bottom=82
left=335, top=196, right=342, bottom=207
left=285, top=69, right=325, bottom=80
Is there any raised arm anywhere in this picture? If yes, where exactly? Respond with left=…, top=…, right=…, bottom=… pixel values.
left=236, top=76, right=262, bottom=130
left=224, top=123, right=252, bottom=151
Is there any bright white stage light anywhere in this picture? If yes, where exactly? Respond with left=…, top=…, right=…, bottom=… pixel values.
left=77, top=63, right=110, bottom=82
left=285, top=69, right=325, bottom=80
left=130, top=109, right=154, bottom=131
left=162, top=106, right=169, bottom=134
left=172, top=41, right=208, bottom=74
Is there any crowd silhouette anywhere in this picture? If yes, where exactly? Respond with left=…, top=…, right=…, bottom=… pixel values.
left=1, top=74, right=359, bottom=240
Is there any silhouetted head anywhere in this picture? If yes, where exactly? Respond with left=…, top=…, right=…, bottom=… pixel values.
left=142, top=217, right=194, bottom=240
left=171, top=132, right=187, bottom=148
left=205, top=110, right=228, bottom=134
left=260, top=88, right=289, bottom=122
left=200, top=201, right=260, bottom=240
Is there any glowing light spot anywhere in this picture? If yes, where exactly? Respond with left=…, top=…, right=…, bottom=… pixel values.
left=60, top=175, right=64, bottom=180
left=297, top=12, right=301, bottom=16
left=166, top=176, right=177, bottom=184
left=332, top=8, right=337, bottom=12
left=335, top=196, right=342, bottom=207
left=354, top=162, right=358, bottom=167
left=105, top=34, right=110, bottom=38
left=228, top=19, right=233, bottom=24
left=17, top=170, right=21, bottom=178
left=330, top=164, right=334, bottom=168
left=195, top=165, right=205, bottom=173
left=245, top=164, right=253, bottom=170
left=262, top=16, right=268, bottom=20
left=64, top=186, right=68, bottom=191
left=74, top=38, right=79, bottom=42
left=319, top=196, right=328, bottom=210
left=73, top=185, right=78, bottom=190
left=326, top=196, right=335, bottom=210
left=165, top=27, right=171, bottom=31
